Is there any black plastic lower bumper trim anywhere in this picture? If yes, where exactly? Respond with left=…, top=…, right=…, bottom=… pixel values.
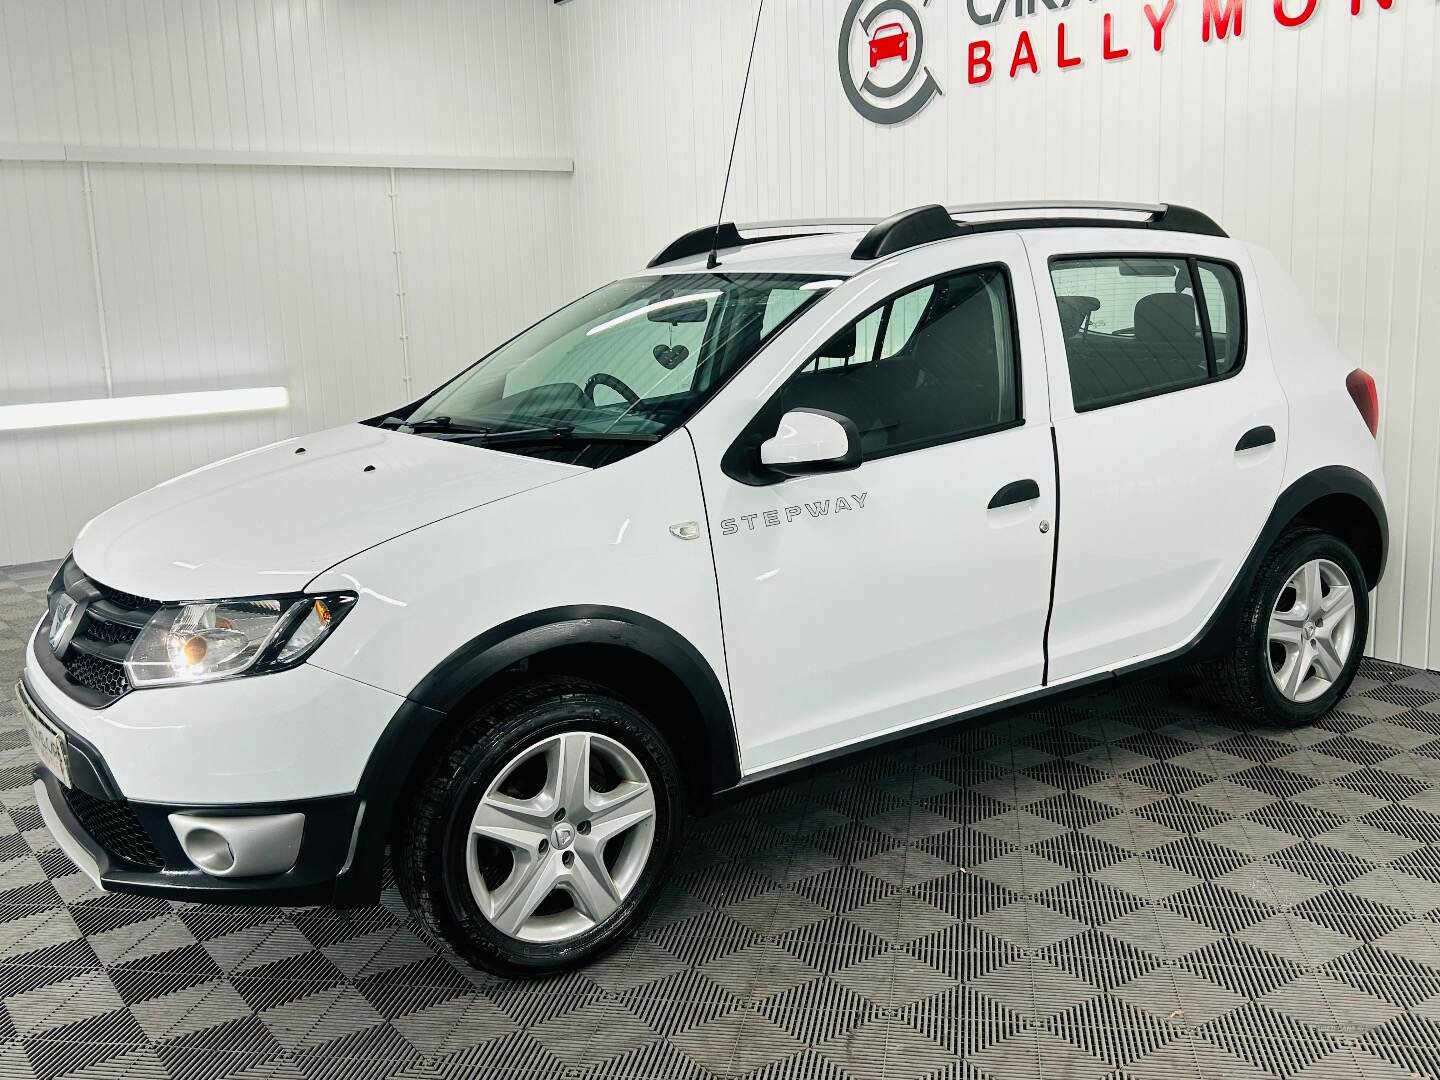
left=35, top=767, right=362, bottom=907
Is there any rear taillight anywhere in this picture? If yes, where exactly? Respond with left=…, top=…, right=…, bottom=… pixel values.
left=1346, top=368, right=1379, bottom=437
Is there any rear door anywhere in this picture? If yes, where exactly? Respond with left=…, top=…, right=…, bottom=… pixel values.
left=1027, top=231, right=1287, bottom=681
left=686, top=235, right=1057, bottom=774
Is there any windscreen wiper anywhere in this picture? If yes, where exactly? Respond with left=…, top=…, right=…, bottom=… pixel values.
left=450, top=426, right=663, bottom=447
left=379, top=415, right=494, bottom=436
left=400, top=416, right=460, bottom=433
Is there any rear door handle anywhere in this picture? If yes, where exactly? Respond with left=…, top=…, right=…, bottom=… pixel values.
left=1235, top=425, right=1276, bottom=452
left=988, top=479, right=1040, bottom=510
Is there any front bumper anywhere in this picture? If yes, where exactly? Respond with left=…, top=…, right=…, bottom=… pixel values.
left=31, top=764, right=362, bottom=906
left=23, top=619, right=404, bottom=805
left=19, top=630, right=408, bottom=907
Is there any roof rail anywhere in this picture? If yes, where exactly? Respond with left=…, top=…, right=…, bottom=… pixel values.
left=647, top=217, right=877, bottom=268
left=851, top=205, right=962, bottom=261
left=651, top=200, right=1228, bottom=268
left=850, top=200, right=1226, bottom=260
left=947, top=199, right=1169, bottom=217
left=943, top=200, right=1225, bottom=238
left=648, top=224, right=741, bottom=268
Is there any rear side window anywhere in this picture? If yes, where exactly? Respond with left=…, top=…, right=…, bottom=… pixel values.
left=1050, top=256, right=1245, bottom=411
left=782, top=265, right=1019, bottom=459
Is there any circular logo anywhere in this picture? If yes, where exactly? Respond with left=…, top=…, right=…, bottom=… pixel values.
left=552, top=823, right=576, bottom=850
left=838, top=0, right=942, bottom=126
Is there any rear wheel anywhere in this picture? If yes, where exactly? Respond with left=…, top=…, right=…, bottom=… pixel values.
left=394, top=678, right=683, bottom=976
left=1215, top=528, right=1369, bottom=727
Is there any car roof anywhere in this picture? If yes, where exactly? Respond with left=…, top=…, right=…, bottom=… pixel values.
left=636, top=202, right=1230, bottom=279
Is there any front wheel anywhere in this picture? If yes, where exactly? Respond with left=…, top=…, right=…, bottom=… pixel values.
left=394, top=678, right=684, bottom=976
left=1215, top=528, right=1369, bottom=727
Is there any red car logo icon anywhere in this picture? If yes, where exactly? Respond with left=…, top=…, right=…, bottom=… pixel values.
left=868, top=22, right=909, bottom=68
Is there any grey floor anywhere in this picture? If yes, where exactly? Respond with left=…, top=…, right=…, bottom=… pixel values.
left=3, top=559, right=1440, bottom=1080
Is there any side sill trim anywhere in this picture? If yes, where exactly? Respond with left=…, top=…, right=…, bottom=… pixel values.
left=721, top=673, right=1114, bottom=797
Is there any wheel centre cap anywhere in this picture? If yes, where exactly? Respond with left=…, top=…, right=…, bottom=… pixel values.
left=552, top=823, right=575, bottom=850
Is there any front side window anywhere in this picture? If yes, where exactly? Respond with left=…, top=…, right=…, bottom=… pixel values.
left=404, top=272, right=835, bottom=449
left=1050, top=255, right=1245, bottom=411
left=781, top=266, right=1019, bottom=459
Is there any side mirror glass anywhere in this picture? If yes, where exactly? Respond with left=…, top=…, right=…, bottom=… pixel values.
left=759, top=409, right=861, bottom=477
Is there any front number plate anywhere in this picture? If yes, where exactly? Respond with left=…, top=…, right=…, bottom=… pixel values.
left=15, top=685, right=72, bottom=789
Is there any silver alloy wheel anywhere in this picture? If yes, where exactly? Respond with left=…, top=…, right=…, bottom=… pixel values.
left=1267, top=557, right=1358, bottom=703
left=466, top=731, right=656, bottom=944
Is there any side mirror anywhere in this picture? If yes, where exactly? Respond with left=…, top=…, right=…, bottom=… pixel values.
left=759, top=409, right=861, bottom=477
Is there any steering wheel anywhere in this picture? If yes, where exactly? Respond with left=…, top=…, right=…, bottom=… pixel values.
left=583, top=372, right=641, bottom=407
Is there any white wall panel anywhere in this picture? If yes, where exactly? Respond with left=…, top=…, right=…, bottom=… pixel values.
left=0, top=0, right=570, bottom=158
left=0, top=0, right=574, bottom=566
left=0, top=161, right=107, bottom=564
left=400, top=169, right=575, bottom=396
left=556, top=0, right=1440, bottom=669
left=3, top=0, right=1438, bottom=673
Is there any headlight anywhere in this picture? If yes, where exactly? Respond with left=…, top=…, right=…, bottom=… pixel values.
left=124, top=593, right=355, bottom=688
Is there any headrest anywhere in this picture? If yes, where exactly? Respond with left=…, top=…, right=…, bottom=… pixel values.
left=1134, top=292, right=1197, bottom=344
left=1057, top=295, right=1101, bottom=336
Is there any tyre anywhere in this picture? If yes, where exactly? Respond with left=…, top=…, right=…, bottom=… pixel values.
left=1215, top=528, right=1369, bottom=727
left=394, top=678, right=684, bottom=977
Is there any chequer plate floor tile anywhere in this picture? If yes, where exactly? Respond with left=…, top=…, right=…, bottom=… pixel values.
left=3, top=561, right=1440, bottom=1079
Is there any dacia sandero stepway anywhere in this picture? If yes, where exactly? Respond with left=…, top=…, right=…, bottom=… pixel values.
left=19, top=201, right=1387, bottom=975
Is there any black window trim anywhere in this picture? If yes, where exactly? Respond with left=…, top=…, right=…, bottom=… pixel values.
left=1047, top=251, right=1248, bottom=414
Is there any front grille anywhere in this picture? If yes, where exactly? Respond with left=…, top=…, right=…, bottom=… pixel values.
left=62, top=651, right=131, bottom=699
left=93, top=580, right=153, bottom=612
left=49, top=558, right=160, bottom=706
left=62, top=786, right=164, bottom=871
left=77, top=616, right=140, bottom=647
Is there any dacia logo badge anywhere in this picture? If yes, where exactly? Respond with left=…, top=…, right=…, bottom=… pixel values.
left=48, top=593, right=84, bottom=658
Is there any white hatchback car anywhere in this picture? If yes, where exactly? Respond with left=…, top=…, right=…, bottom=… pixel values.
left=19, top=201, right=1387, bottom=975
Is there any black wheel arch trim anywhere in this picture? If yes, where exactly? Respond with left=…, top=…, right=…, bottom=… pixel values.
left=335, top=606, right=739, bottom=907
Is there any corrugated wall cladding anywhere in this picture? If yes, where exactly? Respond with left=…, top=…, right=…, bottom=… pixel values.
left=3, top=0, right=1439, bottom=673
left=0, top=0, right=575, bottom=566
left=556, top=0, right=1440, bottom=671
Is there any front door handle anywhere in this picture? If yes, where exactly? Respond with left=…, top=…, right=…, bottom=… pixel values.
left=988, top=479, right=1040, bottom=510
left=1235, top=425, right=1276, bottom=452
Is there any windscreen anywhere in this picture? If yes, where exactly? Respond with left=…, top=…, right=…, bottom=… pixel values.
left=406, top=272, right=837, bottom=439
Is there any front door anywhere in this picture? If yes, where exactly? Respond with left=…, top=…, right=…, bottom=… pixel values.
left=687, top=237, right=1057, bottom=774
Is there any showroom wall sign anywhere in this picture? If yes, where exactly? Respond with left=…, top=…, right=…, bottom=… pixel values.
left=840, top=0, right=1396, bottom=124
left=838, top=0, right=944, bottom=124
